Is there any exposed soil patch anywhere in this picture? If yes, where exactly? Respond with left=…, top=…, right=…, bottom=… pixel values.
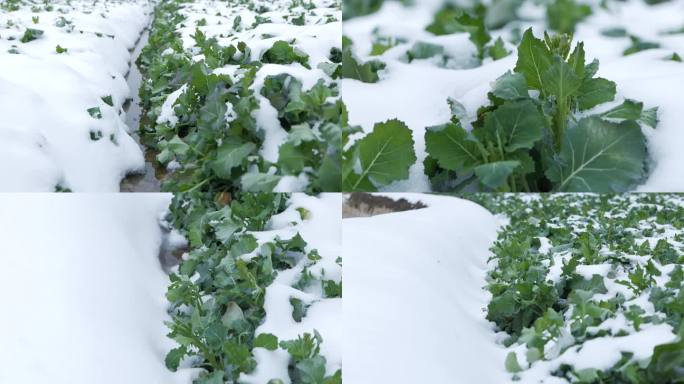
left=343, top=193, right=427, bottom=218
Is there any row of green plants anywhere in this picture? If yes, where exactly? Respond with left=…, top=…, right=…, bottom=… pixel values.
left=467, top=193, right=684, bottom=382
left=137, top=0, right=342, bottom=193
left=164, top=192, right=341, bottom=383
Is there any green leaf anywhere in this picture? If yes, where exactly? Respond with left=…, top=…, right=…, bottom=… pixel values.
left=546, top=117, right=646, bottom=192
left=341, top=45, right=386, bottom=83
left=297, top=355, right=328, bottom=384
left=474, top=160, right=520, bottom=189
left=87, top=107, right=102, bottom=119
left=262, top=40, right=310, bottom=68
left=406, top=41, right=444, bottom=62
left=601, top=99, right=658, bottom=128
left=514, top=28, right=553, bottom=91
left=624, top=35, right=660, bottom=56
left=425, top=122, right=481, bottom=171
left=484, top=99, right=546, bottom=152
left=211, top=142, right=256, bottom=179
left=541, top=57, right=582, bottom=101
left=55, top=44, right=67, bottom=54
left=241, top=173, right=281, bottom=192
left=165, top=346, right=187, bottom=371
left=577, top=78, right=616, bottom=110
left=567, top=41, right=586, bottom=78
left=348, top=119, right=416, bottom=190
left=20, top=28, right=43, bottom=43
left=547, top=0, right=592, bottom=34
left=253, top=333, right=279, bottom=351
left=487, top=37, right=510, bottom=60
left=647, top=330, right=684, bottom=383
left=278, top=142, right=307, bottom=174
left=196, top=371, right=224, bottom=384
left=505, top=351, right=523, bottom=373
left=491, top=71, right=528, bottom=100
left=101, top=95, right=113, bottom=106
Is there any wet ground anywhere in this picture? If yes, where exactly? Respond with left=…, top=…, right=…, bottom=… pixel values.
left=120, top=29, right=163, bottom=192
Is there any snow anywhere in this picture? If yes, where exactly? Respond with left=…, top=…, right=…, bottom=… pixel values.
left=240, top=193, right=342, bottom=383
left=343, top=193, right=510, bottom=383
left=0, top=193, right=199, bottom=384
left=519, top=324, right=676, bottom=382
left=0, top=0, right=151, bottom=191
left=343, top=0, right=684, bottom=191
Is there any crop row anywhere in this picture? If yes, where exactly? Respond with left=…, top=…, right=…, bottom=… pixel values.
left=468, top=193, right=684, bottom=382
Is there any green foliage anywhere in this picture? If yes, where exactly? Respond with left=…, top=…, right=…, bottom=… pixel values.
left=425, top=29, right=654, bottom=192
left=343, top=119, right=416, bottom=191
left=341, top=36, right=386, bottom=83
left=20, top=27, right=43, bottom=43
left=547, top=0, right=592, bottom=34
left=342, top=0, right=384, bottom=20
left=465, top=194, right=684, bottom=381
left=164, top=193, right=341, bottom=383
left=137, top=0, right=341, bottom=193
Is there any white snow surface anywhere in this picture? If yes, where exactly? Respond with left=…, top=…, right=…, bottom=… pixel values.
left=0, top=0, right=151, bottom=191
left=0, top=194, right=199, bottom=384
left=343, top=193, right=510, bottom=383
left=343, top=0, right=684, bottom=191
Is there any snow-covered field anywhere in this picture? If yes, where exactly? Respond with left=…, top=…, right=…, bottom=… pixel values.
left=0, top=0, right=151, bottom=192
left=344, top=193, right=684, bottom=383
left=0, top=193, right=199, bottom=383
left=342, top=0, right=684, bottom=192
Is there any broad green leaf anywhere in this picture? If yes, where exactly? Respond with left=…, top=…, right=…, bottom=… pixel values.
left=296, top=355, right=327, bottom=384
left=577, top=78, right=616, bottom=110
left=315, top=154, right=342, bottom=191
left=474, top=160, right=520, bottom=189
left=347, top=119, right=416, bottom=190
left=541, top=58, right=582, bottom=101
left=211, top=142, right=256, bottom=179
left=241, top=173, right=281, bottom=192
left=514, top=28, right=553, bottom=91
left=546, top=117, right=646, bottom=192
left=261, top=40, right=310, bottom=68
left=484, top=99, right=546, bottom=152
left=253, top=333, right=279, bottom=351
left=491, top=71, right=528, bottom=100
left=425, top=122, right=481, bottom=170
left=278, top=142, right=307, bottom=174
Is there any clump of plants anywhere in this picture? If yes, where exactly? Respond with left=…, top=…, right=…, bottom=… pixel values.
left=425, top=29, right=657, bottom=192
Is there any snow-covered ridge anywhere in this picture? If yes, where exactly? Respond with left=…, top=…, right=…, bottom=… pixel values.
left=0, top=193, right=197, bottom=384
left=0, top=0, right=151, bottom=191
left=343, top=193, right=510, bottom=383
